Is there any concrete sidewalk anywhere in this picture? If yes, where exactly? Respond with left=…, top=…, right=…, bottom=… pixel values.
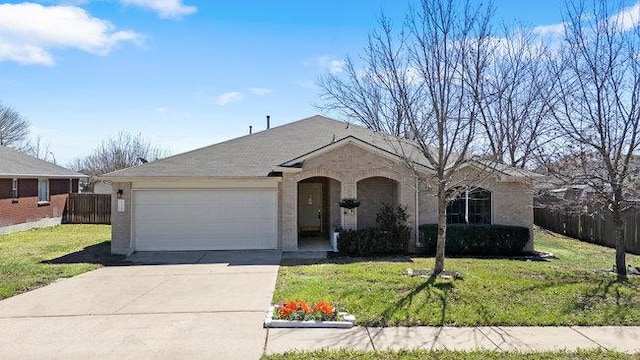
left=265, top=326, right=640, bottom=354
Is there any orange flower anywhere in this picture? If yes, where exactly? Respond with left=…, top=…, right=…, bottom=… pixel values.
left=276, top=300, right=337, bottom=320
left=312, top=301, right=335, bottom=315
left=298, top=300, right=312, bottom=313
left=278, top=301, right=298, bottom=318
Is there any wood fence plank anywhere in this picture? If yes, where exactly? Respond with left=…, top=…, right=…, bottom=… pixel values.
left=534, top=206, right=640, bottom=255
left=66, top=194, right=111, bottom=225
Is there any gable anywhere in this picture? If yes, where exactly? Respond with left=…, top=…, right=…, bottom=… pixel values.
left=279, top=136, right=403, bottom=168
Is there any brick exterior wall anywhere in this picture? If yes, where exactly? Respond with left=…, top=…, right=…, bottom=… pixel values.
left=108, top=141, right=534, bottom=254
left=110, top=182, right=132, bottom=255
left=329, top=178, right=341, bottom=231
left=286, top=143, right=418, bottom=250
left=415, top=168, right=535, bottom=251
left=283, top=142, right=534, bottom=252
left=0, top=178, right=74, bottom=230
left=357, top=176, right=399, bottom=229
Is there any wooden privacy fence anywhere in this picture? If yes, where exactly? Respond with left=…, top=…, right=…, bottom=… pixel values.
left=66, top=193, right=111, bottom=224
left=534, top=206, right=640, bottom=255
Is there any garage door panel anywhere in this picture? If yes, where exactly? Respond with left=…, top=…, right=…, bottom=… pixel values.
left=133, top=190, right=277, bottom=251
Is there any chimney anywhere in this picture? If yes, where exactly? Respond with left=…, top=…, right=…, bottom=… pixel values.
left=266, top=115, right=271, bottom=129
left=249, top=126, right=253, bottom=134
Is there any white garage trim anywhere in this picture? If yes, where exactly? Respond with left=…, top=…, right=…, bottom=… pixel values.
left=132, top=188, right=278, bottom=251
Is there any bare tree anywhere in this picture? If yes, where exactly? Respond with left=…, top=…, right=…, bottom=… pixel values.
left=547, top=0, right=640, bottom=277
left=319, top=0, right=493, bottom=272
left=479, top=26, right=555, bottom=169
left=21, top=135, right=53, bottom=162
left=0, top=102, right=30, bottom=148
left=69, top=131, right=169, bottom=176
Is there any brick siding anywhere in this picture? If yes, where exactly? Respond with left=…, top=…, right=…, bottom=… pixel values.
left=0, top=178, right=74, bottom=228
left=110, top=182, right=132, bottom=254
left=357, top=176, right=399, bottom=229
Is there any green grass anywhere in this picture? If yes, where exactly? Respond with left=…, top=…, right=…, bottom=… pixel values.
left=273, top=229, right=640, bottom=326
left=0, top=224, right=119, bottom=299
left=262, top=349, right=639, bottom=360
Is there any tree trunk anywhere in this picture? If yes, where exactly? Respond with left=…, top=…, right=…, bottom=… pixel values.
left=611, top=189, right=627, bottom=277
left=435, top=181, right=447, bottom=273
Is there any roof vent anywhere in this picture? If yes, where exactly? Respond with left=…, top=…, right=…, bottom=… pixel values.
left=267, top=115, right=271, bottom=129
left=249, top=125, right=253, bottom=135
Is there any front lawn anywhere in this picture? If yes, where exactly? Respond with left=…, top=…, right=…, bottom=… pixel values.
left=273, top=229, right=640, bottom=326
left=263, top=349, right=636, bottom=360
left=0, top=224, right=118, bottom=299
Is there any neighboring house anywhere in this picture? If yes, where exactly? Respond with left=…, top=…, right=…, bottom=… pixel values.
left=88, top=180, right=113, bottom=194
left=0, top=146, right=86, bottom=234
left=102, top=115, right=535, bottom=255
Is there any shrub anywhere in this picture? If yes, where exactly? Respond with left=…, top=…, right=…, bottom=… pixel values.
left=338, top=204, right=411, bottom=256
left=419, top=224, right=530, bottom=256
left=338, top=227, right=411, bottom=256
left=376, top=204, right=408, bottom=231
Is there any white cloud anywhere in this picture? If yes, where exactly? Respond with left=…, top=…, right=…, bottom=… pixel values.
left=611, top=1, right=640, bottom=31
left=0, top=43, right=54, bottom=66
left=531, top=1, right=640, bottom=39
left=0, top=3, right=142, bottom=66
left=215, top=91, right=243, bottom=105
left=533, top=23, right=565, bottom=36
left=249, top=87, right=273, bottom=95
left=119, top=0, right=196, bottom=19
left=312, top=55, right=346, bottom=74
left=329, top=59, right=346, bottom=74
left=156, top=106, right=169, bottom=113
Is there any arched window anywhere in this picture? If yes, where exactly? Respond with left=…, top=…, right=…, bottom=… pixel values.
left=446, top=188, right=491, bottom=224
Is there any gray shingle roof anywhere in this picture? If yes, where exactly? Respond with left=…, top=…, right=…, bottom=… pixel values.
left=0, top=146, right=86, bottom=178
left=102, top=115, right=531, bottom=179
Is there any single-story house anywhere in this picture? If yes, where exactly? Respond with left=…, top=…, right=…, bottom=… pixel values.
left=88, top=179, right=113, bottom=194
left=0, top=145, right=86, bottom=234
left=103, top=115, right=534, bottom=255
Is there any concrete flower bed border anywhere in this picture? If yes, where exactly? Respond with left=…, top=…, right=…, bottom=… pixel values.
left=263, top=305, right=356, bottom=328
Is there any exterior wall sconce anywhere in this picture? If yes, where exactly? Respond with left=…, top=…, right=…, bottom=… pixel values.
left=117, top=189, right=123, bottom=199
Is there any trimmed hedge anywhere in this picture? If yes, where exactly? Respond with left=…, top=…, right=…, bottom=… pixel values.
left=338, top=226, right=411, bottom=256
left=419, top=224, right=530, bottom=256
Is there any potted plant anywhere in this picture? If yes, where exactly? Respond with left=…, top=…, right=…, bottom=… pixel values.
left=339, top=198, right=360, bottom=209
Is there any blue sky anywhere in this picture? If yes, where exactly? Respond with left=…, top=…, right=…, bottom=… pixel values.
left=0, top=0, right=630, bottom=165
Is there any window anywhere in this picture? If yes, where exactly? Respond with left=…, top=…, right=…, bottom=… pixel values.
left=38, top=179, right=49, bottom=203
left=12, top=179, right=18, bottom=198
left=446, top=188, right=491, bottom=224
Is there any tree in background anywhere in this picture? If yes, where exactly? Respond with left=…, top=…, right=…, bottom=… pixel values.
left=546, top=0, right=640, bottom=277
left=319, top=0, right=493, bottom=273
left=70, top=131, right=169, bottom=176
left=0, top=101, right=55, bottom=162
left=479, top=26, right=555, bottom=169
left=0, top=102, right=30, bottom=148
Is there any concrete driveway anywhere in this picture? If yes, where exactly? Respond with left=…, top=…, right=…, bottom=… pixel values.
left=0, top=250, right=281, bottom=360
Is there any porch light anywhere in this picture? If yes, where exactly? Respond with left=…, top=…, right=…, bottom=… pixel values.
left=117, top=189, right=123, bottom=199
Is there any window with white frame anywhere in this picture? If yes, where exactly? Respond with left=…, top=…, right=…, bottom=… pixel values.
left=446, top=187, right=492, bottom=224
left=38, top=179, right=49, bottom=202
left=12, top=179, right=18, bottom=198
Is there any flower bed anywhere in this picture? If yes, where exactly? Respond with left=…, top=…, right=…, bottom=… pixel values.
left=264, top=300, right=356, bottom=328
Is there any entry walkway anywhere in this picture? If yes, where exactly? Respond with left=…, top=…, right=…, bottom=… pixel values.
left=265, top=325, right=640, bottom=354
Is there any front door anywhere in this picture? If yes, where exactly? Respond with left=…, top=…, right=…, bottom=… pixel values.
left=298, top=183, right=322, bottom=233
